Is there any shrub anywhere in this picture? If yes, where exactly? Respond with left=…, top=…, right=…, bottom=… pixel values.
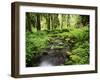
left=26, top=31, right=49, bottom=66
left=70, top=55, right=81, bottom=63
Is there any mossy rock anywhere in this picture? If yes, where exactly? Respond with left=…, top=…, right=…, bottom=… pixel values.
left=70, top=55, right=81, bottom=63
left=64, top=60, right=73, bottom=65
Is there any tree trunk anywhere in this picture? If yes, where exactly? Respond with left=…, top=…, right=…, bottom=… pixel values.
left=26, top=13, right=32, bottom=32
left=47, top=14, right=50, bottom=30
left=67, top=14, right=70, bottom=27
left=36, top=14, right=41, bottom=31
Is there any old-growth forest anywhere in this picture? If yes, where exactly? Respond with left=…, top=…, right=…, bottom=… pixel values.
left=26, top=12, right=89, bottom=67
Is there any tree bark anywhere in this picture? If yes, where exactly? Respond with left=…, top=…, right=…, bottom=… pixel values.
left=36, top=14, right=41, bottom=31
left=26, top=13, right=32, bottom=32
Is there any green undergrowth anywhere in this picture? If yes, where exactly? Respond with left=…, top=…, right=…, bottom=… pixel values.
left=26, top=27, right=89, bottom=67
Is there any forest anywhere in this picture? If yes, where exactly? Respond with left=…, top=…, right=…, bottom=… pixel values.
left=26, top=12, right=89, bottom=67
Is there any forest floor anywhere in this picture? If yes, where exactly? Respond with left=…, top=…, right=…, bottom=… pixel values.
left=26, top=27, right=89, bottom=67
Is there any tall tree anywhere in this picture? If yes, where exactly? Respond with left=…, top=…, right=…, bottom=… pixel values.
left=80, top=15, right=89, bottom=26
left=26, top=13, right=32, bottom=32
left=76, top=15, right=89, bottom=28
left=58, top=14, right=63, bottom=29
left=36, top=14, right=41, bottom=31
left=45, top=14, right=51, bottom=30
left=67, top=14, right=70, bottom=27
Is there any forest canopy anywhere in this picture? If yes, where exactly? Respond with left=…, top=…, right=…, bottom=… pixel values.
left=26, top=12, right=89, bottom=67
left=26, top=12, right=89, bottom=32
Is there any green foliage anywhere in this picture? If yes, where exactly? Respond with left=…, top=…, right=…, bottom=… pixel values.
left=71, top=44, right=89, bottom=64
left=26, top=31, right=49, bottom=66
left=69, top=27, right=89, bottom=41
left=26, top=26, right=89, bottom=66
left=64, top=60, right=73, bottom=65
left=26, top=12, right=90, bottom=67
left=63, top=27, right=89, bottom=65
left=70, top=55, right=81, bottom=63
